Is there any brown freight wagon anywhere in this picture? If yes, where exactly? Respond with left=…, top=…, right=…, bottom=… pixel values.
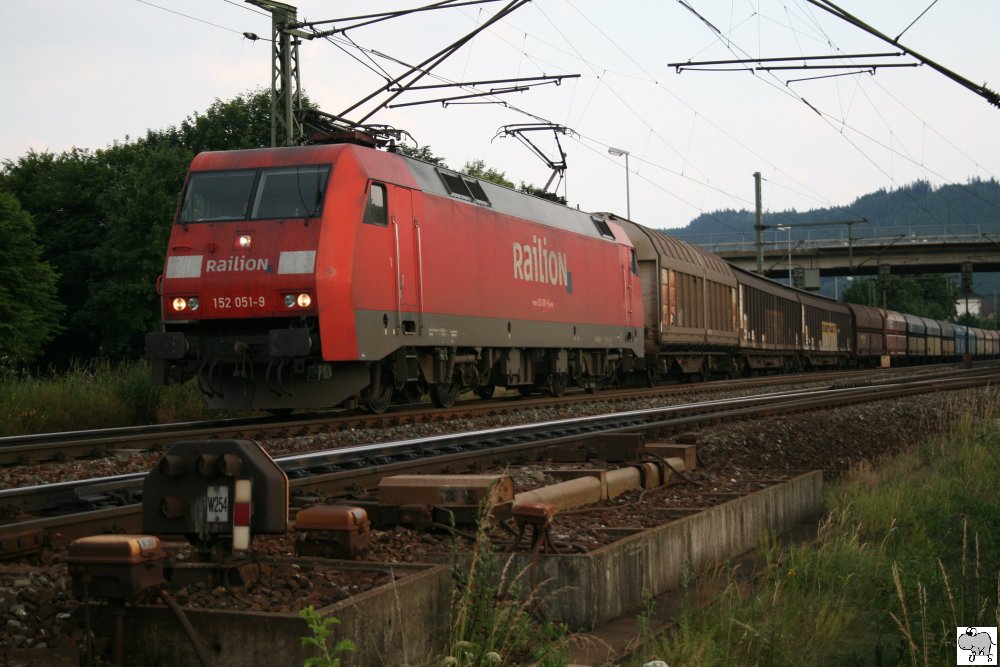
left=985, top=329, right=1000, bottom=356
left=847, top=303, right=885, bottom=366
left=798, top=290, right=852, bottom=367
left=902, top=313, right=927, bottom=358
left=922, top=317, right=942, bottom=359
left=940, top=321, right=956, bottom=358
left=614, top=217, right=739, bottom=378
left=885, top=310, right=908, bottom=359
left=732, top=267, right=803, bottom=372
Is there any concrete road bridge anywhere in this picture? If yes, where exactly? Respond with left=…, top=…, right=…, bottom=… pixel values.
left=683, top=224, right=1000, bottom=279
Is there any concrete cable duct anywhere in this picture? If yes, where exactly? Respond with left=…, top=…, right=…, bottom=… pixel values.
left=512, top=458, right=686, bottom=513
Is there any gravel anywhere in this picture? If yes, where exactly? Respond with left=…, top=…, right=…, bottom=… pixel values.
left=0, top=380, right=993, bottom=659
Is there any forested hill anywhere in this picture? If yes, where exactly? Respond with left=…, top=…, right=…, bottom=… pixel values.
left=666, top=178, right=1000, bottom=242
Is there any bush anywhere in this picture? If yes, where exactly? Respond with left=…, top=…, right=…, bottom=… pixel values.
left=0, top=360, right=224, bottom=435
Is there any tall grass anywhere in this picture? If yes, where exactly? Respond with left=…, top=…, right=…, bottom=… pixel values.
left=637, top=392, right=1000, bottom=666
left=0, top=360, right=222, bottom=435
left=442, top=507, right=569, bottom=666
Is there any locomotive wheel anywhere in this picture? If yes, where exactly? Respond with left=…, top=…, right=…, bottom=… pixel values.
left=430, top=382, right=460, bottom=408
left=362, top=363, right=394, bottom=414
left=473, top=384, right=495, bottom=399
left=362, top=383, right=393, bottom=414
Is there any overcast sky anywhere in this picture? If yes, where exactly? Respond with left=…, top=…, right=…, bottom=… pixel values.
left=2, top=1, right=998, bottom=230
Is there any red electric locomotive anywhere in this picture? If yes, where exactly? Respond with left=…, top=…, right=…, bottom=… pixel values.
left=146, top=143, right=644, bottom=412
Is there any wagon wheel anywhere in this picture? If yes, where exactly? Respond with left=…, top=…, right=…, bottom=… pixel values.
left=548, top=374, right=567, bottom=397
left=430, top=382, right=460, bottom=408
left=517, top=385, right=536, bottom=396
left=473, top=384, right=495, bottom=399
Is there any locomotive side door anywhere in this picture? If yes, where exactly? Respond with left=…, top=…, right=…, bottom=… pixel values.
left=624, top=247, right=637, bottom=330
left=389, top=185, right=421, bottom=333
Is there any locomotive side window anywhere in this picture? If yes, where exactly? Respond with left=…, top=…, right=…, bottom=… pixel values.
left=251, top=165, right=330, bottom=219
left=180, top=171, right=256, bottom=223
left=437, top=169, right=492, bottom=206
left=464, top=179, right=491, bottom=206
left=365, top=183, right=388, bottom=226
left=439, top=171, right=473, bottom=200
left=591, top=215, right=615, bottom=239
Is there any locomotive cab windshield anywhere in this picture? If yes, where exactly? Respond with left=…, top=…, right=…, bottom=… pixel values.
left=179, top=165, right=331, bottom=223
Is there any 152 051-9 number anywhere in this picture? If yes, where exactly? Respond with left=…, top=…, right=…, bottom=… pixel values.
left=213, top=296, right=265, bottom=309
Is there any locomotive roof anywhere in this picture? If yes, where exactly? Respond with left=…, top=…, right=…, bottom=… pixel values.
left=188, top=144, right=630, bottom=244
left=396, top=152, right=627, bottom=243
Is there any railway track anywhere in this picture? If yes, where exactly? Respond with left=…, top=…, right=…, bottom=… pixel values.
left=0, top=363, right=971, bottom=466
left=1, top=363, right=995, bottom=558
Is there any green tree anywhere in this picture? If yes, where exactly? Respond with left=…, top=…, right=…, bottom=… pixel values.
left=0, top=89, right=277, bottom=365
left=956, top=311, right=997, bottom=329
left=0, top=192, right=63, bottom=363
left=82, top=137, right=192, bottom=356
left=178, top=88, right=273, bottom=153
left=462, top=159, right=515, bottom=189
left=0, top=148, right=106, bottom=363
left=395, top=143, right=448, bottom=167
left=841, top=274, right=958, bottom=320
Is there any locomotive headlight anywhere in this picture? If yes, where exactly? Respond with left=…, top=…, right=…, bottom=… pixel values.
left=283, top=292, right=313, bottom=308
left=171, top=297, right=200, bottom=312
left=236, top=234, right=253, bottom=250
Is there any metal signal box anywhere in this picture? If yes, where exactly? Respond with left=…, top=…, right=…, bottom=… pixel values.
left=375, top=474, right=515, bottom=528
left=66, top=534, right=165, bottom=600
left=142, top=440, right=288, bottom=549
left=294, top=505, right=371, bottom=559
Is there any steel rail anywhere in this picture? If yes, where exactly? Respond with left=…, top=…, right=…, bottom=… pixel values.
left=0, top=364, right=967, bottom=466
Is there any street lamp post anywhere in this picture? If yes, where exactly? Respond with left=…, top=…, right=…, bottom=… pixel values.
left=777, top=225, right=792, bottom=285
left=608, top=147, right=630, bottom=220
